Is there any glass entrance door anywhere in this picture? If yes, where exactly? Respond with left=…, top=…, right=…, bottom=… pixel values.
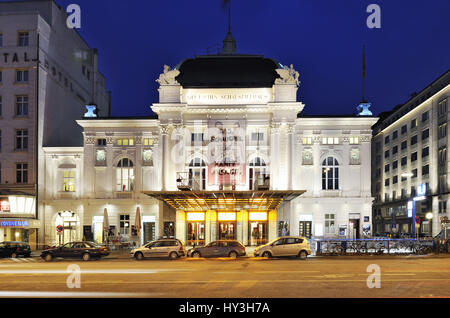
left=299, top=221, right=312, bottom=239
left=93, top=222, right=103, bottom=243
left=218, top=222, right=236, bottom=240
left=187, top=222, right=205, bottom=246
left=249, top=222, right=267, bottom=246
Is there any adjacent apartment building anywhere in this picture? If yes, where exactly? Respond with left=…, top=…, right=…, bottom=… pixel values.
left=0, top=0, right=110, bottom=249
left=372, top=70, right=450, bottom=237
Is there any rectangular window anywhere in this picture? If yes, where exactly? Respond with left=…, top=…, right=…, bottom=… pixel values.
left=116, top=138, right=134, bottom=146
left=18, top=31, right=29, bottom=47
left=143, top=138, right=154, bottom=146
left=401, top=125, right=407, bottom=134
left=411, top=118, right=417, bottom=129
left=438, top=99, right=447, bottom=117
left=439, top=147, right=447, bottom=165
left=385, top=178, right=390, bottom=186
left=422, top=165, right=429, bottom=176
left=349, top=137, right=359, bottom=144
left=438, top=123, right=447, bottom=139
left=439, top=201, right=447, bottom=214
left=422, top=129, right=429, bottom=140
left=15, top=95, right=28, bottom=116
left=422, top=111, right=429, bottom=122
left=393, top=160, right=398, bottom=170
left=191, top=133, right=204, bottom=143
left=401, top=156, right=407, bottom=166
left=251, top=132, right=264, bottom=142
left=410, top=135, right=417, bottom=146
left=412, top=168, right=418, bottom=178
left=384, top=150, right=390, bottom=158
left=0, top=70, right=2, bottom=83
left=384, top=136, right=390, bottom=144
left=392, top=145, right=398, bottom=155
left=392, top=191, right=396, bottom=200
left=385, top=193, right=390, bottom=202
left=422, top=147, right=429, bottom=158
left=324, top=214, right=335, bottom=234
left=15, top=129, right=28, bottom=150
left=401, top=140, right=407, bottom=150
left=63, top=171, right=75, bottom=192
left=393, top=176, right=398, bottom=184
left=16, top=163, right=28, bottom=183
left=97, top=138, right=106, bottom=146
left=119, top=214, right=130, bottom=235
left=322, top=137, right=339, bottom=145
left=384, top=164, right=390, bottom=173
left=411, top=152, right=417, bottom=162
left=393, top=130, right=398, bottom=140
left=16, top=70, right=29, bottom=83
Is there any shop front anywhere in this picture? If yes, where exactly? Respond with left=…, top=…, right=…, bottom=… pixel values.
left=217, top=212, right=237, bottom=240
left=54, top=211, right=81, bottom=245
left=248, top=212, right=268, bottom=246
left=186, top=212, right=205, bottom=245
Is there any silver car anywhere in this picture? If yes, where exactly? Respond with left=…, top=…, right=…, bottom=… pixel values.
left=253, top=236, right=311, bottom=260
left=131, top=239, right=186, bottom=260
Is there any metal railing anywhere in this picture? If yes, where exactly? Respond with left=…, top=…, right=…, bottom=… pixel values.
left=315, top=238, right=437, bottom=256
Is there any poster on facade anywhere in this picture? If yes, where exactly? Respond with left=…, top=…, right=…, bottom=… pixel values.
left=339, top=225, right=347, bottom=236
left=278, top=221, right=290, bottom=237
left=207, top=119, right=246, bottom=189
left=362, top=224, right=371, bottom=237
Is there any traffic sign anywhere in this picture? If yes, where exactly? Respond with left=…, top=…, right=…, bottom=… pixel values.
left=56, top=225, right=64, bottom=233
left=415, top=216, right=420, bottom=224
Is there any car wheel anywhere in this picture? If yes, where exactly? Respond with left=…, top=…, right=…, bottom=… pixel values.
left=10, top=253, right=17, bottom=259
left=229, top=251, right=238, bottom=259
left=262, top=251, right=271, bottom=258
left=44, top=254, right=53, bottom=262
left=82, top=253, right=91, bottom=261
left=135, top=252, right=144, bottom=261
left=169, top=252, right=178, bottom=260
left=191, top=251, right=201, bottom=258
left=298, top=250, right=308, bottom=260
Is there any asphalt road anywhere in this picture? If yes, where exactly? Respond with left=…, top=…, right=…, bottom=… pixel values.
left=0, top=255, right=449, bottom=298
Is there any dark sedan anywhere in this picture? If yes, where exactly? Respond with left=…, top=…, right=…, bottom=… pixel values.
left=0, top=241, right=31, bottom=258
left=187, top=240, right=246, bottom=258
left=40, top=241, right=110, bottom=262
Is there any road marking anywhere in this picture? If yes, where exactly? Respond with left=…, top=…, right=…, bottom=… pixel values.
left=0, top=269, right=190, bottom=275
left=0, top=291, right=162, bottom=298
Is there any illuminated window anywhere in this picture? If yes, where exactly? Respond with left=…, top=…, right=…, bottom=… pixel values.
left=116, top=158, right=134, bottom=192
left=116, top=138, right=134, bottom=146
left=63, top=171, right=75, bottom=192
left=302, top=137, right=312, bottom=145
left=143, top=138, right=154, bottom=146
left=119, top=214, right=130, bottom=235
left=349, top=137, right=359, bottom=144
left=188, top=158, right=206, bottom=190
left=249, top=157, right=268, bottom=190
left=322, top=157, right=339, bottom=190
left=324, top=214, right=335, bottom=234
left=322, top=137, right=339, bottom=145
left=251, top=132, right=264, bottom=142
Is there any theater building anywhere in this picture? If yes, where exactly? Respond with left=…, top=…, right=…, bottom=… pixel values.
left=40, top=32, right=377, bottom=247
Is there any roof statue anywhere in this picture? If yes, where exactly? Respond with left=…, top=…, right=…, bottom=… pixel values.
left=275, top=64, right=300, bottom=86
left=156, top=65, right=180, bottom=85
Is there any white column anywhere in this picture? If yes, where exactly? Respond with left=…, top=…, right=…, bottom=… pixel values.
left=160, top=124, right=169, bottom=191
left=270, top=123, right=280, bottom=190
left=287, top=124, right=294, bottom=190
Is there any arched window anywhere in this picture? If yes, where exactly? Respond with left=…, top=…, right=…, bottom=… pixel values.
left=249, top=157, right=268, bottom=190
left=322, top=156, right=339, bottom=190
left=116, top=158, right=134, bottom=192
left=189, top=158, right=206, bottom=190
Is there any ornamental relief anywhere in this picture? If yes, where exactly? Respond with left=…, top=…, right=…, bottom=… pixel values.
left=302, top=148, right=313, bottom=165
left=84, top=136, right=96, bottom=145
left=350, top=148, right=361, bottom=165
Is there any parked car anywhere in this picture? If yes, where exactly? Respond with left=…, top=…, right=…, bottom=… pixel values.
left=253, top=236, right=311, bottom=260
left=40, top=241, right=110, bottom=262
left=131, top=239, right=186, bottom=260
left=187, top=240, right=246, bottom=258
left=0, top=241, right=31, bottom=258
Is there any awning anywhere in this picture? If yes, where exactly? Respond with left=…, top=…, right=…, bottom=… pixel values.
left=142, top=190, right=306, bottom=212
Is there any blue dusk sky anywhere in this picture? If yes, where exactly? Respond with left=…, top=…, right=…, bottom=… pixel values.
left=48, top=0, right=450, bottom=116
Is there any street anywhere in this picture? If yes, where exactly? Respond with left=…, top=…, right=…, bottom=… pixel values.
left=0, top=255, right=449, bottom=298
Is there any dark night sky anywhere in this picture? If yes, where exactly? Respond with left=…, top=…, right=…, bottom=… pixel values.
left=52, top=0, right=449, bottom=117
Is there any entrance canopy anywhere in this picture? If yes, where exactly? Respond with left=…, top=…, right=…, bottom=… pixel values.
left=142, top=190, right=305, bottom=212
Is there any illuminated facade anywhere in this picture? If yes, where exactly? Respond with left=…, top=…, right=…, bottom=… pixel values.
left=0, top=0, right=110, bottom=249
left=40, top=33, right=377, bottom=247
left=372, top=70, right=450, bottom=236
